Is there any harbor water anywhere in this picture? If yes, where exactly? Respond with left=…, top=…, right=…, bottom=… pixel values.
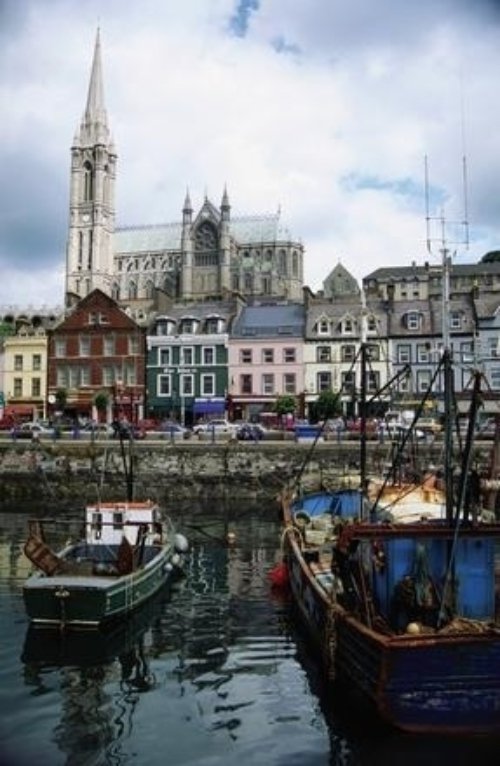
left=1, top=501, right=499, bottom=766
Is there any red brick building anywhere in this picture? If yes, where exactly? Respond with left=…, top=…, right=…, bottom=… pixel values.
left=47, top=289, right=146, bottom=423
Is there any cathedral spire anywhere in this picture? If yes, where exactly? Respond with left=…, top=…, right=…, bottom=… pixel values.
left=85, top=28, right=107, bottom=126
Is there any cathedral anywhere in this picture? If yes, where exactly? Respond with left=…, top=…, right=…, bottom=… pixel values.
left=65, top=31, right=305, bottom=313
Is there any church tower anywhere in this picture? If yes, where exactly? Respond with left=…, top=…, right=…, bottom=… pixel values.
left=65, top=29, right=117, bottom=306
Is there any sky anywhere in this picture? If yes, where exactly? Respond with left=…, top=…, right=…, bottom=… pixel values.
left=2, top=0, right=500, bottom=310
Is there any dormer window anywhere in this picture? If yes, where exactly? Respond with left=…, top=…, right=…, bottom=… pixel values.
left=180, top=318, right=198, bottom=334
left=156, top=319, right=175, bottom=336
left=367, top=316, right=377, bottom=333
left=317, top=319, right=329, bottom=335
left=406, top=312, right=421, bottom=331
left=342, top=318, right=354, bottom=334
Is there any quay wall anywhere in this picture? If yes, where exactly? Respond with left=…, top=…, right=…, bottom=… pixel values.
left=0, top=438, right=494, bottom=510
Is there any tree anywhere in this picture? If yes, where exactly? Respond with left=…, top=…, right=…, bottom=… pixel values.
left=274, top=395, right=296, bottom=416
left=315, top=390, right=342, bottom=420
left=94, top=391, right=109, bottom=420
left=55, top=388, right=67, bottom=411
left=480, top=251, right=500, bottom=263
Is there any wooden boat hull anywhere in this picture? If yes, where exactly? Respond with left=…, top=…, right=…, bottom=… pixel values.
left=285, top=529, right=500, bottom=735
left=23, top=543, right=178, bottom=628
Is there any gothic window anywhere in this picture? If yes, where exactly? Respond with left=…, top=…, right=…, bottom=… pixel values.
left=244, top=273, right=253, bottom=292
left=278, top=250, right=287, bottom=275
left=262, top=275, right=271, bottom=294
left=292, top=251, right=298, bottom=277
left=232, top=274, right=240, bottom=291
left=194, top=222, right=218, bottom=266
left=78, top=232, right=83, bottom=268
left=111, top=283, right=120, bottom=301
left=128, top=281, right=138, bottom=300
left=145, top=280, right=155, bottom=299
left=83, top=161, right=93, bottom=201
left=88, top=230, right=93, bottom=270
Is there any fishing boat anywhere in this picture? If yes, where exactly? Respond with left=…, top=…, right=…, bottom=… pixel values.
left=23, top=499, right=189, bottom=629
left=23, top=429, right=189, bottom=629
left=279, top=263, right=500, bottom=734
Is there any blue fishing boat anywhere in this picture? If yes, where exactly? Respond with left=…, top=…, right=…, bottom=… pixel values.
left=280, top=263, right=500, bottom=734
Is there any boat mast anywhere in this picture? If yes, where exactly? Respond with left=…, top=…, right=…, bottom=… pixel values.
left=441, top=226, right=455, bottom=523
left=360, top=289, right=368, bottom=507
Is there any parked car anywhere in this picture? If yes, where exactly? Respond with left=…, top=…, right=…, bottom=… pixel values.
left=15, top=422, right=53, bottom=439
left=193, top=419, right=237, bottom=435
left=156, top=422, right=189, bottom=438
left=236, top=424, right=265, bottom=441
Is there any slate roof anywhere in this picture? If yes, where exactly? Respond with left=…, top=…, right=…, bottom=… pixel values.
left=114, top=214, right=295, bottom=255
left=231, top=303, right=305, bottom=338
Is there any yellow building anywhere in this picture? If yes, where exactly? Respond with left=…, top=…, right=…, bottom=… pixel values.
left=3, top=328, right=48, bottom=421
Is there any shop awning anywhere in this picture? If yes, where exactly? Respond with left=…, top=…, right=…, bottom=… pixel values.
left=193, top=398, right=226, bottom=415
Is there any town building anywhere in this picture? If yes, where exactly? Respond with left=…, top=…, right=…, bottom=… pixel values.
left=228, top=301, right=306, bottom=422
left=146, top=297, right=238, bottom=426
left=47, top=289, right=146, bottom=423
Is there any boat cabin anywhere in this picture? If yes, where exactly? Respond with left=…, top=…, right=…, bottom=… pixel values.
left=85, top=501, right=162, bottom=547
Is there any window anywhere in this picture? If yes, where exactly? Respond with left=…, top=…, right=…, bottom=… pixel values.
left=417, top=370, right=432, bottom=393
left=113, top=512, right=124, bottom=530
left=14, top=355, right=23, bottom=371
left=367, top=316, right=377, bottom=333
left=317, top=371, right=332, bottom=392
left=317, top=319, right=329, bottom=335
left=124, top=364, right=136, bottom=386
left=367, top=371, right=380, bottom=392
left=128, top=335, right=140, bottom=355
left=240, top=374, right=252, bottom=394
left=283, top=373, right=296, bottom=394
left=55, top=339, right=66, bottom=358
left=406, top=312, right=420, bottom=330
left=450, top=311, right=462, bottom=330
left=205, top=318, right=220, bottom=334
left=262, top=374, right=274, bottom=395
left=56, top=368, right=68, bottom=388
left=181, top=347, right=194, bottom=366
left=317, top=346, right=331, bottom=363
left=159, top=348, right=171, bottom=366
left=262, top=348, right=274, bottom=364
left=240, top=349, right=252, bottom=364
left=417, top=344, right=430, bottom=363
left=13, top=378, right=22, bottom=397
left=158, top=375, right=171, bottom=396
left=83, top=161, right=93, bottom=201
left=283, top=348, right=295, bottom=363
left=490, top=367, right=500, bottom=391
left=203, top=347, right=215, bottom=365
left=341, top=345, right=355, bottom=362
left=32, top=354, right=41, bottom=371
left=79, top=335, right=90, bottom=356
left=181, top=375, right=194, bottom=396
left=244, top=273, right=253, bottom=292
left=341, top=371, right=355, bottom=393
left=366, top=344, right=380, bottom=362
left=103, top=335, right=115, bottom=356
left=31, top=378, right=41, bottom=397
left=181, top=319, right=196, bottom=334
left=397, top=345, right=411, bottom=364
left=128, top=281, right=138, bottom=300
left=262, top=276, right=271, bottom=294
left=342, top=318, right=354, bottom=334
left=201, top=374, right=215, bottom=396
left=461, top=342, right=473, bottom=364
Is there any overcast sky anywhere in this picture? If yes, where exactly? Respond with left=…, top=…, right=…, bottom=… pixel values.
left=1, top=0, right=500, bottom=309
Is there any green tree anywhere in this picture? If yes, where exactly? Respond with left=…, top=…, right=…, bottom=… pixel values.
left=275, top=394, right=296, bottom=416
left=481, top=251, right=500, bottom=263
left=315, top=390, right=342, bottom=420
left=55, top=388, right=67, bottom=410
left=94, top=391, right=109, bottom=419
